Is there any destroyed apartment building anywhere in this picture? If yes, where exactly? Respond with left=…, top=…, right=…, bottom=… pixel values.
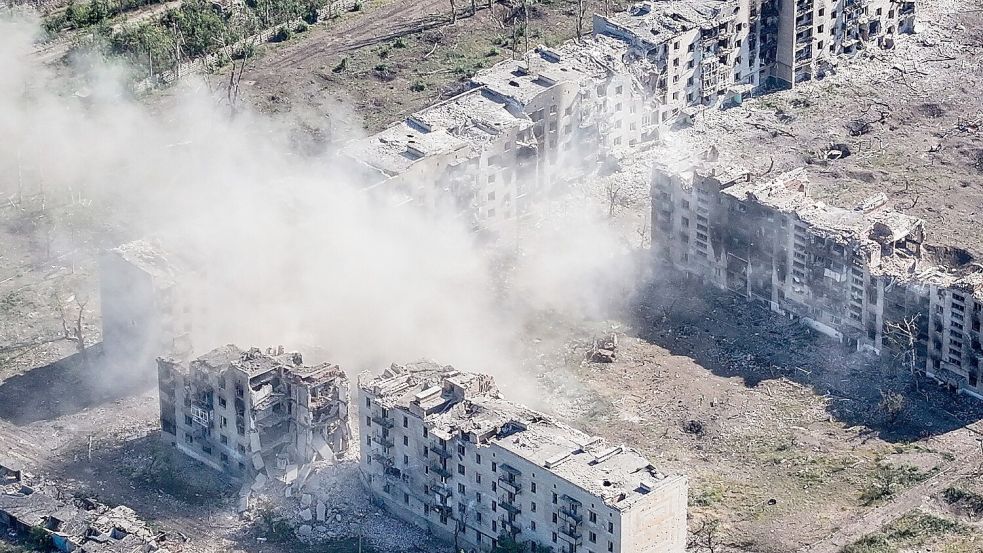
left=157, top=345, right=351, bottom=480
left=358, top=362, right=688, bottom=552
left=650, top=151, right=983, bottom=399
left=594, top=0, right=915, bottom=118
left=341, top=0, right=915, bottom=232
left=0, top=462, right=166, bottom=553
left=342, top=38, right=653, bottom=232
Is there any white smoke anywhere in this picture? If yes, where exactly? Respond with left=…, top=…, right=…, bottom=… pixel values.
left=0, top=10, right=644, bottom=406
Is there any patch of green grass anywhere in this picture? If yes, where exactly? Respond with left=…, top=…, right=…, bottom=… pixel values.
left=841, top=511, right=966, bottom=553
left=859, top=463, right=931, bottom=505
left=689, top=483, right=726, bottom=507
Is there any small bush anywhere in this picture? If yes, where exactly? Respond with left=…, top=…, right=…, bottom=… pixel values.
left=409, top=80, right=426, bottom=92
left=392, top=37, right=407, bottom=48
left=486, top=46, right=500, bottom=56
left=294, top=22, right=309, bottom=33
left=332, top=57, right=348, bottom=73
left=860, top=464, right=928, bottom=505
left=350, top=1, right=362, bottom=11
left=270, top=26, right=292, bottom=42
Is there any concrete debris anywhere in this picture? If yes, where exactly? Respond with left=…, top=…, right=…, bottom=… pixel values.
left=157, top=345, right=352, bottom=484
left=589, top=333, right=619, bottom=363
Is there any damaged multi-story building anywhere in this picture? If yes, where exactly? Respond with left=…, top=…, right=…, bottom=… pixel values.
left=650, top=151, right=982, bottom=400
left=358, top=362, right=688, bottom=552
left=342, top=0, right=916, bottom=232
left=595, top=0, right=916, bottom=117
left=342, top=38, right=656, bottom=232
left=0, top=462, right=166, bottom=552
left=157, top=345, right=351, bottom=480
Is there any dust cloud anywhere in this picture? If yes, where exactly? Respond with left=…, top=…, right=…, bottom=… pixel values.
left=0, top=11, right=645, bottom=406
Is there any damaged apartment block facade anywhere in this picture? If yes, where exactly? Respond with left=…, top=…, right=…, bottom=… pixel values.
left=595, top=0, right=915, bottom=118
left=342, top=0, right=915, bottom=233
left=343, top=39, right=653, bottom=232
left=358, top=362, right=688, bottom=553
left=650, top=152, right=983, bottom=399
left=157, top=345, right=351, bottom=480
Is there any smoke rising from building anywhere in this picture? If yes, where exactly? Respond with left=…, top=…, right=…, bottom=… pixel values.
left=0, top=12, right=642, bottom=408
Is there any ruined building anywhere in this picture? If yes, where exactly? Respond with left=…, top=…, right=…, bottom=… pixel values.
left=342, top=0, right=915, bottom=233
left=595, top=0, right=915, bottom=118
left=650, top=153, right=982, bottom=400
left=0, top=462, right=166, bottom=553
left=358, top=362, right=688, bottom=552
left=157, top=345, right=351, bottom=479
left=342, top=38, right=655, bottom=232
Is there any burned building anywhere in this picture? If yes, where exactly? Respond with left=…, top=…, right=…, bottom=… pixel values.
left=157, top=345, right=351, bottom=480
left=650, top=153, right=982, bottom=400
left=0, top=462, right=166, bottom=553
left=358, top=362, right=688, bottom=553
left=594, top=0, right=916, bottom=117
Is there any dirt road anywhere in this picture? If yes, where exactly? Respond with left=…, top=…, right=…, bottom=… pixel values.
left=802, top=422, right=983, bottom=552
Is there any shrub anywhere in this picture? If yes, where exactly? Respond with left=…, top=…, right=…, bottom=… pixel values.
left=409, top=80, right=425, bottom=92
left=350, top=0, right=362, bottom=11
left=332, top=56, right=348, bottom=73
left=392, top=36, right=407, bottom=48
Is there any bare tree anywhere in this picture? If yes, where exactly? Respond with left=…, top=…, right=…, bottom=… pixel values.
left=60, top=295, right=89, bottom=363
left=448, top=0, right=458, bottom=23
left=688, top=518, right=721, bottom=553
left=885, top=314, right=921, bottom=391
left=576, top=0, right=590, bottom=40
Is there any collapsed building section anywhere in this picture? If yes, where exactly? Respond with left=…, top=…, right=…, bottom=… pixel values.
left=0, top=462, right=166, bottom=553
left=650, top=152, right=982, bottom=399
left=157, top=345, right=351, bottom=481
left=358, top=362, right=688, bottom=553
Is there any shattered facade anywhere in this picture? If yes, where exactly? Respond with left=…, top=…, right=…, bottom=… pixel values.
left=157, top=345, right=351, bottom=480
left=342, top=38, right=655, bottom=232
left=0, top=462, right=166, bottom=553
left=594, top=0, right=915, bottom=117
left=650, top=153, right=983, bottom=399
left=358, top=362, right=688, bottom=552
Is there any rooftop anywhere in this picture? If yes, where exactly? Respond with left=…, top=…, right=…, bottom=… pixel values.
left=360, top=364, right=683, bottom=510
left=599, top=0, right=739, bottom=44
left=187, top=344, right=345, bottom=383
left=0, top=466, right=164, bottom=552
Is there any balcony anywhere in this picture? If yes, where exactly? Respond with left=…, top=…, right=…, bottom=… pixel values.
left=558, top=526, right=583, bottom=545
left=432, top=482, right=453, bottom=501
left=500, top=518, right=522, bottom=536
left=430, top=462, right=452, bottom=479
left=371, top=434, right=394, bottom=449
left=500, top=463, right=521, bottom=476
left=558, top=506, right=583, bottom=524
left=499, top=499, right=521, bottom=515
left=431, top=444, right=452, bottom=459
left=498, top=475, right=522, bottom=495
left=371, top=414, right=394, bottom=429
